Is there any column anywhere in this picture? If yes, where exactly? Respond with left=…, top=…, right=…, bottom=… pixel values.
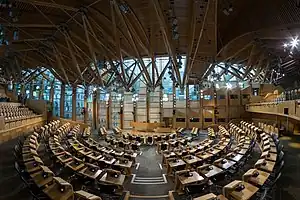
left=107, top=93, right=111, bottom=129
left=186, top=85, right=190, bottom=128
left=172, top=83, right=176, bottom=128
left=123, top=92, right=134, bottom=129
left=136, top=83, right=147, bottom=122
left=30, top=82, right=34, bottom=99
left=60, top=84, right=65, bottom=118
left=39, top=79, right=44, bottom=100
left=92, top=90, right=97, bottom=130
left=149, top=87, right=161, bottom=122
left=72, top=86, right=76, bottom=121
left=49, top=83, right=54, bottom=104
left=13, top=83, right=17, bottom=97
left=84, top=87, right=88, bottom=123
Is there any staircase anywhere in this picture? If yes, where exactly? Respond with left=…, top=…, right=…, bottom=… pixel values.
left=131, top=174, right=167, bottom=185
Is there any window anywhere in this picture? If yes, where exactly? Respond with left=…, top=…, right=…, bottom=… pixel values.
left=230, top=95, right=239, bottom=99
left=203, top=95, right=211, bottom=100
left=204, top=118, right=213, bottom=122
left=176, top=118, right=185, bottom=122
left=218, top=118, right=226, bottom=122
left=190, top=118, right=200, bottom=122
left=218, top=95, right=225, bottom=99
left=64, top=85, right=73, bottom=119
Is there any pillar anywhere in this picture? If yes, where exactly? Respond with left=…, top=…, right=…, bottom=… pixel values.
left=146, top=88, right=150, bottom=122
left=226, top=89, right=230, bottom=123
left=72, top=86, right=76, bottom=121
left=49, top=82, right=54, bottom=104
left=13, top=83, right=17, bottom=97
left=84, top=87, right=88, bottom=123
left=60, top=84, right=65, bottom=118
left=106, top=92, right=111, bottom=129
left=172, top=83, right=176, bottom=128
left=30, top=82, right=34, bottom=99
left=92, top=89, right=97, bottom=130
left=39, top=79, right=44, bottom=100
left=200, top=89, right=203, bottom=129
left=186, top=84, right=190, bottom=129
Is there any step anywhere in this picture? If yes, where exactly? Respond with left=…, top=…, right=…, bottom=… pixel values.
left=131, top=174, right=167, bottom=185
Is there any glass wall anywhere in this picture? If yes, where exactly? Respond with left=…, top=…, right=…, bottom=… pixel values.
left=64, top=85, right=72, bottom=119
left=76, top=86, right=85, bottom=121
left=53, top=80, right=61, bottom=117
left=189, top=85, right=199, bottom=100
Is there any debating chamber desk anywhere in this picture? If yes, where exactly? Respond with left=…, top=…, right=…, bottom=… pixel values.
left=130, top=121, right=172, bottom=133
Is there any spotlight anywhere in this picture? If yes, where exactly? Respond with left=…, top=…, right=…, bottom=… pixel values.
left=290, top=37, right=299, bottom=48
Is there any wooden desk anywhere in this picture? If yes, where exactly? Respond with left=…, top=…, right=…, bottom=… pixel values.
left=198, top=165, right=223, bottom=178
left=226, top=181, right=259, bottom=200
left=228, top=153, right=244, bottom=162
left=78, top=148, right=93, bottom=156
left=22, top=147, right=38, bottom=155
left=266, top=153, right=277, bottom=162
left=86, top=151, right=102, bottom=161
left=215, top=159, right=236, bottom=170
left=270, top=147, right=277, bottom=153
left=112, top=150, right=124, bottom=157
left=31, top=168, right=54, bottom=187
left=178, top=171, right=204, bottom=191
left=163, top=152, right=176, bottom=164
left=25, top=161, right=42, bottom=174
left=255, top=159, right=275, bottom=173
left=66, top=159, right=85, bottom=171
left=207, top=148, right=221, bottom=155
left=183, top=155, right=202, bottom=166
left=43, top=177, right=74, bottom=200
left=196, top=152, right=213, bottom=160
left=57, top=153, right=73, bottom=164
left=23, top=153, right=35, bottom=162
left=79, top=164, right=102, bottom=179
left=52, top=147, right=65, bottom=156
left=100, top=157, right=116, bottom=165
left=114, top=160, right=133, bottom=175
left=74, top=190, right=102, bottom=200
left=130, top=121, right=163, bottom=131
left=154, top=127, right=172, bottom=133
left=238, top=148, right=248, bottom=155
left=243, top=169, right=270, bottom=186
left=168, top=159, right=186, bottom=174
left=99, top=172, right=125, bottom=186
left=193, top=193, right=228, bottom=200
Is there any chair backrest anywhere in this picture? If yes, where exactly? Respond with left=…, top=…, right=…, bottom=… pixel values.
left=276, top=160, right=284, bottom=175
left=271, top=172, right=282, bottom=188
left=161, top=143, right=167, bottom=151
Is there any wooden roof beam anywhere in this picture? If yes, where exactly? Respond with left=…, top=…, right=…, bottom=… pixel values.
left=151, top=0, right=181, bottom=87
left=112, top=0, right=152, bottom=87
left=184, top=0, right=211, bottom=84
left=14, top=0, right=78, bottom=11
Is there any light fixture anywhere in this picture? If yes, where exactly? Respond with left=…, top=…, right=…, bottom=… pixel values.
left=290, top=37, right=299, bottom=48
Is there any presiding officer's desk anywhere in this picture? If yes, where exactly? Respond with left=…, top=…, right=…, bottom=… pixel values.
left=130, top=121, right=164, bottom=132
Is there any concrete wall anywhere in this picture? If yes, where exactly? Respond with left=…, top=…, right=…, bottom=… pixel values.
left=0, top=117, right=44, bottom=143
left=246, top=100, right=300, bottom=134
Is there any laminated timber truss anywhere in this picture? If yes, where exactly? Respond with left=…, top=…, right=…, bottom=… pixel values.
left=1, top=0, right=300, bottom=88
